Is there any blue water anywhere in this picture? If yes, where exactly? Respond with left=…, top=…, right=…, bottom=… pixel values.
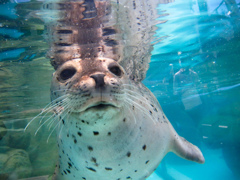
left=0, top=0, right=239, bottom=179
left=144, top=0, right=240, bottom=179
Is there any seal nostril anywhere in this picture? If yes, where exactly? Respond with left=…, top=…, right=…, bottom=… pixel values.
left=90, top=74, right=105, bottom=88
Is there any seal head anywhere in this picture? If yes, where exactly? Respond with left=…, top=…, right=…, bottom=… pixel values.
left=51, top=57, right=126, bottom=121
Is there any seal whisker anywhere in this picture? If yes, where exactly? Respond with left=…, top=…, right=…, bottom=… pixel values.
left=47, top=116, right=62, bottom=143
left=25, top=95, right=70, bottom=132
left=24, top=112, right=46, bottom=132
left=24, top=94, right=69, bottom=131
left=123, top=87, right=151, bottom=102
left=49, top=107, right=70, bottom=130
left=34, top=100, right=70, bottom=136
left=51, top=89, right=77, bottom=94
left=38, top=105, right=57, bottom=124
left=62, top=95, right=91, bottom=113
left=38, top=100, right=69, bottom=125
left=47, top=115, right=58, bottom=130
left=122, top=84, right=138, bottom=89
left=47, top=100, right=72, bottom=129
left=124, top=98, right=150, bottom=119
left=54, top=102, right=71, bottom=113
left=124, top=97, right=156, bottom=124
left=44, top=94, right=69, bottom=110
left=124, top=90, right=156, bottom=112
left=123, top=85, right=156, bottom=107
left=125, top=105, right=137, bottom=124
left=34, top=113, right=56, bottom=136
left=123, top=88, right=144, bottom=98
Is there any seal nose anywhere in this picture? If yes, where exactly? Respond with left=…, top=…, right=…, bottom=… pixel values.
left=90, top=74, right=105, bottom=88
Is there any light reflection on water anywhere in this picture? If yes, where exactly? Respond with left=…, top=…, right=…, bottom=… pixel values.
left=0, top=0, right=240, bottom=179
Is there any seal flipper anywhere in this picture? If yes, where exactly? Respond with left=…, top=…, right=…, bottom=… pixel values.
left=172, top=136, right=205, bottom=164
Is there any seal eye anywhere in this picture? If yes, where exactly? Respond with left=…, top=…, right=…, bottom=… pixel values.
left=60, top=68, right=76, bottom=81
left=108, top=64, right=122, bottom=77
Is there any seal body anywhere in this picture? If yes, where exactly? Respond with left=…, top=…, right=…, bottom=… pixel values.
left=38, top=0, right=205, bottom=179
left=50, top=58, right=204, bottom=180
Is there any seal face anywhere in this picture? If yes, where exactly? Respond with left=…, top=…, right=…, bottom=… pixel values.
left=31, top=0, right=205, bottom=179
left=51, top=58, right=125, bottom=114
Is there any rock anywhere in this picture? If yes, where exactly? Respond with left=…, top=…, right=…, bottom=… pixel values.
left=28, top=135, right=57, bottom=177
left=1, top=149, right=32, bottom=179
left=0, top=152, right=9, bottom=170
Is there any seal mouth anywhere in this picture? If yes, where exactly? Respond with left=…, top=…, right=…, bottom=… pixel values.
left=85, top=102, right=116, bottom=111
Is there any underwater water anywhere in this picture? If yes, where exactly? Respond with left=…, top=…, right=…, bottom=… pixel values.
left=145, top=0, right=240, bottom=179
left=0, top=0, right=239, bottom=180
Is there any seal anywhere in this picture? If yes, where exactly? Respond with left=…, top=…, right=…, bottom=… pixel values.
left=49, top=57, right=204, bottom=180
left=29, top=0, right=205, bottom=179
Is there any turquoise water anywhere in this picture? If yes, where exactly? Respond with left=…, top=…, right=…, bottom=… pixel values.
left=145, top=0, right=240, bottom=179
left=0, top=0, right=240, bottom=179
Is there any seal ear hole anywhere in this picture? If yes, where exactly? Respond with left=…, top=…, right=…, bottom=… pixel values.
left=59, top=67, right=76, bottom=81
left=108, top=64, right=122, bottom=77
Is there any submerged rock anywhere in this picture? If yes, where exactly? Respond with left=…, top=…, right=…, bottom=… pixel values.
left=1, top=149, right=32, bottom=179
left=28, top=134, right=57, bottom=177
left=0, top=151, right=8, bottom=169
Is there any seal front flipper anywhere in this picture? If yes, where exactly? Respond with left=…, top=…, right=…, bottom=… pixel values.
left=172, top=136, right=205, bottom=164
